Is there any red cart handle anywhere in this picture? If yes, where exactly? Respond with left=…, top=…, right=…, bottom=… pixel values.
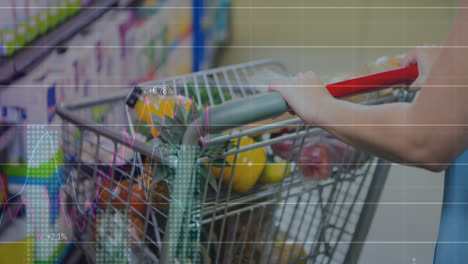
left=326, top=64, right=419, bottom=98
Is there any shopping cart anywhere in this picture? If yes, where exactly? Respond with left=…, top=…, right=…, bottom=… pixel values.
left=56, top=59, right=417, bottom=264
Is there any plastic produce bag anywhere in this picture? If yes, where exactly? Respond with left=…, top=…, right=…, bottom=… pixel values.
left=271, top=131, right=369, bottom=181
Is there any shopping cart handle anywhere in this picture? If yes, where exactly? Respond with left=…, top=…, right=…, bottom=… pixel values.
left=182, top=92, right=288, bottom=144
left=210, top=92, right=289, bottom=133
left=326, top=64, right=419, bottom=98
left=182, top=64, right=419, bottom=144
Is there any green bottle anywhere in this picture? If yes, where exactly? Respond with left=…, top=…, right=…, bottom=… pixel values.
left=1, top=4, right=17, bottom=55
left=48, top=0, right=60, bottom=29
left=67, top=0, right=81, bottom=16
left=37, top=0, right=49, bottom=34
left=15, top=0, right=29, bottom=49
left=27, top=0, right=40, bottom=42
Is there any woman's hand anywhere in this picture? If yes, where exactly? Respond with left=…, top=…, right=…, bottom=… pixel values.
left=400, top=46, right=442, bottom=92
left=269, top=71, right=333, bottom=125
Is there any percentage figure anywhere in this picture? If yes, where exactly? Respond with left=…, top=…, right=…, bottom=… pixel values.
left=47, top=232, right=69, bottom=241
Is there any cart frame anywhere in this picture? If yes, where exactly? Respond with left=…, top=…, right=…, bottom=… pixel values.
left=56, top=59, right=412, bottom=264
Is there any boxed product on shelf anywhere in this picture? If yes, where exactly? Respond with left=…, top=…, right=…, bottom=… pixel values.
left=91, top=29, right=122, bottom=87
left=67, top=36, right=97, bottom=98
left=74, top=9, right=128, bottom=87
left=133, top=10, right=169, bottom=82
left=0, top=43, right=97, bottom=162
left=117, top=11, right=139, bottom=85
left=7, top=139, right=68, bottom=264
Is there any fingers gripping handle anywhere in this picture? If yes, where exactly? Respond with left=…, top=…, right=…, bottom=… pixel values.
left=326, top=64, right=419, bottom=98
left=204, top=64, right=418, bottom=133
left=207, top=92, right=289, bottom=134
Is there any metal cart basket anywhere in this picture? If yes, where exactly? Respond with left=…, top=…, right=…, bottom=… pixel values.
left=56, top=59, right=413, bottom=264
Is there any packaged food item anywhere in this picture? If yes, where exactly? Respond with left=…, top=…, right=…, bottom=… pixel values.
left=91, top=12, right=125, bottom=87
left=98, top=179, right=147, bottom=216
left=271, top=131, right=370, bottom=181
left=322, top=54, right=407, bottom=103
left=118, top=11, right=138, bottom=85
left=94, top=211, right=145, bottom=257
left=134, top=12, right=169, bottom=80
left=299, top=143, right=332, bottom=181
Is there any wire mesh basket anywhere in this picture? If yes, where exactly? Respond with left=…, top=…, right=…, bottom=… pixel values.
left=56, top=59, right=413, bottom=264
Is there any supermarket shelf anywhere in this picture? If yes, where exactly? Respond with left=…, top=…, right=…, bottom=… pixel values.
left=0, top=0, right=139, bottom=85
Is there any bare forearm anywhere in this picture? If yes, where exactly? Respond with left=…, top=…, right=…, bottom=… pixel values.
left=313, top=100, right=423, bottom=166
left=313, top=2, right=468, bottom=171
left=271, top=1, right=468, bottom=171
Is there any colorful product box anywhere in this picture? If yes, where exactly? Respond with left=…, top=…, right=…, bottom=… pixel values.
left=91, top=11, right=125, bottom=87
left=133, top=12, right=168, bottom=80
left=118, top=11, right=139, bottom=85
left=6, top=146, right=69, bottom=264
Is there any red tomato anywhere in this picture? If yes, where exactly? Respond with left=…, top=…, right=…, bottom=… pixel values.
left=300, top=144, right=332, bottom=181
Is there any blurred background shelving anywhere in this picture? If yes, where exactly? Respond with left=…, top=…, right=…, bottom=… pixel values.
left=0, top=1, right=230, bottom=263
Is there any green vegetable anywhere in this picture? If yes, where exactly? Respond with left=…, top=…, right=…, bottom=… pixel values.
left=186, top=83, right=232, bottom=107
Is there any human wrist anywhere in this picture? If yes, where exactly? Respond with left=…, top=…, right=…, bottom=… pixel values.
left=305, top=92, right=336, bottom=126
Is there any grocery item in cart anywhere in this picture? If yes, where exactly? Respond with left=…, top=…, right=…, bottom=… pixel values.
left=322, top=54, right=407, bottom=103
left=98, top=179, right=147, bottom=216
left=272, top=131, right=370, bottom=181
left=57, top=59, right=420, bottom=264
left=93, top=211, right=145, bottom=263
left=210, top=135, right=266, bottom=193
left=259, top=161, right=291, bottom=184
left=263, top=229, right=307, bottom=264
left=129, top=88, right=194, bottom=138
left=248, top=54, right=417, bottom=136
